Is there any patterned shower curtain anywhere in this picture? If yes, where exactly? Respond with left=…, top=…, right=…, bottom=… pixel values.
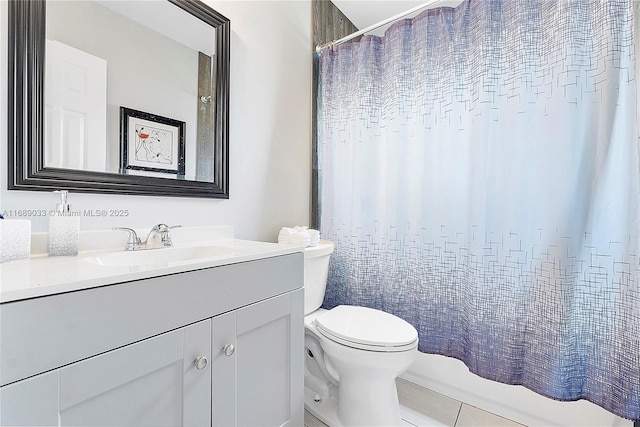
left=317, top=0, right=639, bottom=420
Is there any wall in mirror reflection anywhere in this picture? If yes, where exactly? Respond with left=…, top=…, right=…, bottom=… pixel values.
left=45, top=0, right=216, bottom=182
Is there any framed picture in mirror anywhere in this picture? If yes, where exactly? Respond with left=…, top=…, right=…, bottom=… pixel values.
left=119, top=107, right=186, bottom=177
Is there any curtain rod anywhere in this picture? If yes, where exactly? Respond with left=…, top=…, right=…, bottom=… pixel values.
left=316, top=0, right=443, bottom=52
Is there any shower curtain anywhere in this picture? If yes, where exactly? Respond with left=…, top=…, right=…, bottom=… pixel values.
left=317, top=0, right=639, bottom=420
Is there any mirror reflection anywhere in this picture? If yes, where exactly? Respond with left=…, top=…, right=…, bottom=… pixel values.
left=45, top=0, right=216, bottom=182
left=9, top=0, right=229, bottom=197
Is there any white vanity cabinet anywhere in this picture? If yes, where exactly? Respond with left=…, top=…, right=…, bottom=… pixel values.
left=0, top=252, right=304, bottom=426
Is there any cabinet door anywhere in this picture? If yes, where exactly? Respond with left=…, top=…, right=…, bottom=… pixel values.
left=58, top=320, right=211, bottom=427
left=0, top=371, right=59, bottom=426
left=237, top=290, right=304, bottom=426
left=212, top=290, right=303, bottom=427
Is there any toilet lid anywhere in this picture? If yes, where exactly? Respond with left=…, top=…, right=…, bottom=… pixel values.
left=315, top=305, right=418, bottom=352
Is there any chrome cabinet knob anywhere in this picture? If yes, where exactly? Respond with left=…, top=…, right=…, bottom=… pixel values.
left=222, top=344, right=235, bottom=356
left=194, top=356, right=208, bottom=370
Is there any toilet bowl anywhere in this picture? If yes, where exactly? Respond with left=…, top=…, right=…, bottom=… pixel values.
left=303, top=241, right=418, bottom=426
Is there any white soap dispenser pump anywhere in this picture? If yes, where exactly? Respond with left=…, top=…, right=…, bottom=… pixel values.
left=48, top=190, right=79, bottom=256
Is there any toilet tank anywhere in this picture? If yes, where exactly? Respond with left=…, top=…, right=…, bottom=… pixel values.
left=304, top=240, right=334, bottom=315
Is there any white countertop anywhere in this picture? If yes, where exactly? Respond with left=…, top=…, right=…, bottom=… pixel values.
left=0, top=226, right=303, bottom=303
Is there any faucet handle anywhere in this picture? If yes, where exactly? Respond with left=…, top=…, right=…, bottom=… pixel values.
left=151, top=224, right=181, bottom=231
left=113, top=227, right=141, bottom=250
left=148, top=224, right=181, bottom=248
left=161, top=225, right=182, bottom=247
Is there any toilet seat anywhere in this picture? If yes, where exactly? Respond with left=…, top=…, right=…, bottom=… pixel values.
left=314, top=305, right=418, bottom=352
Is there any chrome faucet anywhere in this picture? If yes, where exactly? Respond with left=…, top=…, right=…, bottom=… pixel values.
left=113, top=224, right=182, bottom=251
left=144, top=224, right=176, bottom=249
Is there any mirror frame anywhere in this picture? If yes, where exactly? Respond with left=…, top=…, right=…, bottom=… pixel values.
left=8, top=0, right=230, bottom=198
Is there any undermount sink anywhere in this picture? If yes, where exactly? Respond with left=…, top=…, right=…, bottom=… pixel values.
left=85, top=245, right=235, bottom=267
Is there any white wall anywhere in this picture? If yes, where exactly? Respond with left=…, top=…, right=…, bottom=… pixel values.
left=0, top=0, right=312, bottom=241
left=403, top=354, right=633, bottom=427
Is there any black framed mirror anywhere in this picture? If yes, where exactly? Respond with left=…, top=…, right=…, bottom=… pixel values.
left=8, top=0, right=229, bottom=198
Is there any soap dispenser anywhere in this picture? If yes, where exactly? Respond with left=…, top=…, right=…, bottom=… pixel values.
left=48, top=190, right=79, bottom=256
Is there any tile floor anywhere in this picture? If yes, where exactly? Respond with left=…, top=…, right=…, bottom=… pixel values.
left=304, top=378, right=525, bottom=427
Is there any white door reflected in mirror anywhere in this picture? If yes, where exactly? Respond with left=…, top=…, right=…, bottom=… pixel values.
left=45, top=40, right=107, bottom=172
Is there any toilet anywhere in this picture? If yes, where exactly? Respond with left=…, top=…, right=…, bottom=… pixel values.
left=303, top=241, right=418, bottom=426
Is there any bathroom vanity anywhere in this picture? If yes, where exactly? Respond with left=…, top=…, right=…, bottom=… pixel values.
left=0, top=227, right=304, bottom=426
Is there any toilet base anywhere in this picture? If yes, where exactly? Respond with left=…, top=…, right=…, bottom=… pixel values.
left=304, top=386, right=343, bottom=426
left=306, top=384, right=437, bottom=427
left=304, top=384, right=406, bottom=427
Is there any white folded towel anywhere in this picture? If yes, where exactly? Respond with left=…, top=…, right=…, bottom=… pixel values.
left=278, top=226, right=320, bottom=247
left=307, top=229, right=320, bottom=246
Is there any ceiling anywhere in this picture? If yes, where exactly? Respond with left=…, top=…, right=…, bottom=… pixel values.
left=331, top=0, right=464, bottom=36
